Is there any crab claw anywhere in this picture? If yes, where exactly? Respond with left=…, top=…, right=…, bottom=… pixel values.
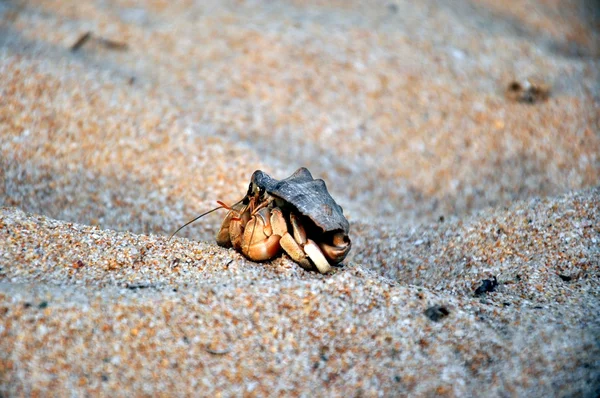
left=241, top=208, right=282, bottom=261
left=217, top=202, right=251, bottom=249
left=216, top=211, right=235, bottom=247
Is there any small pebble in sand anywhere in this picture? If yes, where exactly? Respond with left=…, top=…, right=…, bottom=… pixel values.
left=474, top=277, right=499, bottom=296
left=424, top=305, right=450, bottom=322
left=505, top=77, right=551, bottom=104
left=558, top=274, right=573, bottom=282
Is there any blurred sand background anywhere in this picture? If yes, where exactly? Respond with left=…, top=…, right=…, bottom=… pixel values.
left=1, top=0, right=599, bottom=396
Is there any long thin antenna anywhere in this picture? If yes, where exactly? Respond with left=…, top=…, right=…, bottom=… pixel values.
left=168, top=199, right=245, bottom=241
left=168, top=205, right=224, bottom=241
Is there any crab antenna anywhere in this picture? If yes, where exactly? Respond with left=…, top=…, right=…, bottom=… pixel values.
left=168, top=199, right=244, bottom=241
left=168, top=204, right=224, bottom=241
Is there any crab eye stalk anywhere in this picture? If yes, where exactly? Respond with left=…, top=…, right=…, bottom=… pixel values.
left=258, top=187, right=266, bottom=197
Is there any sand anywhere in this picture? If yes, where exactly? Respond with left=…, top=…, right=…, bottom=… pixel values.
left=1, top=0, right=599, bottom=396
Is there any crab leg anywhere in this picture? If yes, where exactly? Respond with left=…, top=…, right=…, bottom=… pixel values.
left=276, top=211, right=331, bottom=273
left=303, top=240, right=331, bottom=274
left=277, top=216, right=312, bottom=271
left=317, top=231, right=351, bottom=264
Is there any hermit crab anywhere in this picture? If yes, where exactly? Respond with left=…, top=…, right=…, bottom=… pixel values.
left=171, top=168, right=351, bottom=273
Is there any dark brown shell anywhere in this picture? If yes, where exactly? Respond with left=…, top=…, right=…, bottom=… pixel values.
left=250, top=168, right=349, bottom=233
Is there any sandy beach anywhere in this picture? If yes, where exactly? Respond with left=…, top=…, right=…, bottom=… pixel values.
left=1, top=0, right=599, bottom=396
